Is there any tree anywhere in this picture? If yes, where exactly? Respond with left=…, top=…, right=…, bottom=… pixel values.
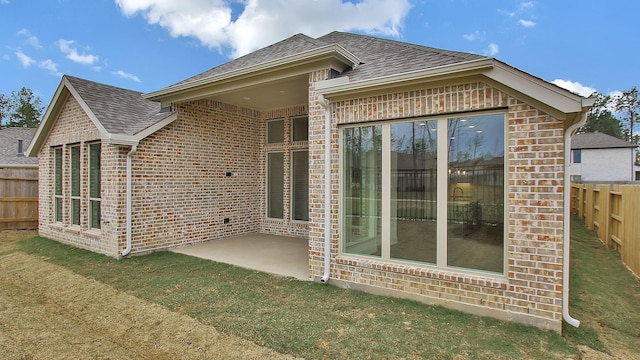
left=0, top=87, right=44, bottom=128
left=580, top=93, right=623, bottom=138
left=0, top=94, right=7, bottom=123
left=614, top=86, right=639, bottom=144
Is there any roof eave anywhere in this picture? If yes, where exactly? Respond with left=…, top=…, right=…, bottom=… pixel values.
left=316, top=58, right=594, bottom=121
left=26, top=78, right=70, bottom=157
left=102, top=112, right=178, bottom=146
left=144, top=44, right=361, bottom=102
left=27, top=76, right=110, bottom=156
left=485, top=60, right=592, bottom=119
left=0, top=163, right=38, bottom=169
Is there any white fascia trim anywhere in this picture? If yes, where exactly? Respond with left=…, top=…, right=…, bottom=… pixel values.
left=0, top=163, right=38, bottom=169
left=485, top=61, right=585, bottom=114
left=145, top=44, right=361, bottom=100
left=102, top=112, right=178, bottom=146
left=315, top=58, right=494, bottom=96
left=63, top=78, right=109, bottom=135
left=134, top=112, right=178, bottom=140
left=102, top=134, right=138, bottom=146
left=26, top=80, right=70, bottom=157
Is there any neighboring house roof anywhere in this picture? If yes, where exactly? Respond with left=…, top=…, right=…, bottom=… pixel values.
left=571, top=132, right=637, bottom=150
left=0, top=127, right=39, bottom=167
left=28, top=76, right=177, bottom=156
left=146, top=31, right=594, bottom=122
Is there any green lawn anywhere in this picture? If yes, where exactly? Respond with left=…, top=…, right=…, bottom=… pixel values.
left=563, top=215, right=640, bottom=357
left=17, top=217, right=638, bottom=359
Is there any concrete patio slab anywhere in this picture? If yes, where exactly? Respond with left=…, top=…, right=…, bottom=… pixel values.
left=171, top=233, right=309, bottom=281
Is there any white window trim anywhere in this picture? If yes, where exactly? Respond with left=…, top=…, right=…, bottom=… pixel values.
left=53, top=146, right=63, bottom=224
left=290, top=115, right=309, bottom=145
left=265, top=151, right=285, bottom=220
left=290, top=149, right=309, bottom=223
left=339, top=111, right=508, bottom=276
left=69, top=144, right=81, bottom=227
left=266, top=118, right=285, bottom=145
left=88, top=142, right=101, bottom=230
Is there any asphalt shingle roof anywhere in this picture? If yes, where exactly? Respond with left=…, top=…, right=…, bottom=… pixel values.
left=317, top=32, right=487, bottom=82
left=0, top=127, right=39, bottom=165
left=65, top=76, right=172, bottom=136
left=171, top=34, right=326, bottom=87
left=158, top=31, right=487, bottom=92
left=571, top=132, right=637, bottom=149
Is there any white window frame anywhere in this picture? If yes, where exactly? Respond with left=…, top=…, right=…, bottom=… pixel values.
left=88, top=142, right=101, bottom=230
left=266, top=151, right=285, bottom=219
left=290, top=149, right=309, bottom=222
left=53, top=146, right=63, bottom=223
left=69, top=144, right=81, bottom=227
left=266, top=118, right=285, bottom=145
left=291, top=115, right=309, bottom=144
left=339, top=111, right=508, bottom=276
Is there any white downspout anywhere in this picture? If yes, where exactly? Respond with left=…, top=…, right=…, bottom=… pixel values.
left=562, top=111, right=588, bottom=328
left=121, top=144, right=138, bottom=257
left=319, top=95, right=331, bottom=283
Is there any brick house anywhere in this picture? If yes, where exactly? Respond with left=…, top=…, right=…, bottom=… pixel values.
left=28, top=32, right=594, bottom=332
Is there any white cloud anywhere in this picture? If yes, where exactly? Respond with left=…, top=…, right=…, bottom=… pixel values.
left=519, top=1, right=534, bottom=11
left=113, top=70, right=141, bottom=83
left=15, top=50, right=35, bottom=67
left=552, top=79, right=597, bottom=97
left=519, top=19, right=536, bottom=27
left=39, top=59, right=63, bottom=76
left=483, top=43, right=499, bottom=56
left=463, top=30, right=485, bottom=41
left=498, top=9, right=515, bottom=17
left=0, top=0, right=8, bottom=4
left=57, top=39, right=99, bottom=65
left=16, top=28, right=42, bottom=48
left=2, top=54, right=9, bottom=61
left=26, top=36, right=42, bottom=48
left=499, top=1, right=534, bottom=18
left=115, top=0, right=412, bottom=58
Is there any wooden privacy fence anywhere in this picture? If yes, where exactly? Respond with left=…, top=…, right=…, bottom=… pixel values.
left=571, top=183, right=640, bottom=278
left=0, top=168, right=38, bottom=230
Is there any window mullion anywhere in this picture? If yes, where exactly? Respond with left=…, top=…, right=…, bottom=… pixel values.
left=437, top=119, right=448, bottom=267
left=381, top=124, right=391, bottom=259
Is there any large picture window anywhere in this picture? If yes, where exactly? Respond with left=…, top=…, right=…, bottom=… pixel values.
left=342, top=113, right=505, bottom=274
left=88, top=143, right=101, bottom=229
left=343, top=125, right=382, bottom=257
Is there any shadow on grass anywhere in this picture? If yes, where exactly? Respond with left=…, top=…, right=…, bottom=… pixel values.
left=18, top=236, right=578, bottom=360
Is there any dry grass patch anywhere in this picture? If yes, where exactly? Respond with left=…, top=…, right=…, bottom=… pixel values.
left=0, top=231, right=295, bottom=360
left=16, top=234, right=578, bottom=359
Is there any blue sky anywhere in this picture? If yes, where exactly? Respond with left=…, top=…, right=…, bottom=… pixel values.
left=1, top=0, right=639, bottom=107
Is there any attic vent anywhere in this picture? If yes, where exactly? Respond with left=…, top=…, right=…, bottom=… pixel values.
left=160, top=105, right=172, bottom=113
left=17, top=140, right=24, bottom=157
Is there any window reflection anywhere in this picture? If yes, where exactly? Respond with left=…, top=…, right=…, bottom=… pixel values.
left=390, top=121, right=438, bottom=263
left=447, top=115, right=504, bottom=272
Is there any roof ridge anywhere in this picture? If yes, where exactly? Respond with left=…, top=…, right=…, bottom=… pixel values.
left=317, top=31, right=487, bottom=61
left=64, top=75, right=145, bottom=96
